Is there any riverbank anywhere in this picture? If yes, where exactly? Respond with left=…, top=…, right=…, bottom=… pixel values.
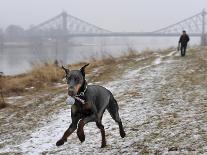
left=0, top=47, right=207, bottom=154
left=0, top=48, right=150, bottom=97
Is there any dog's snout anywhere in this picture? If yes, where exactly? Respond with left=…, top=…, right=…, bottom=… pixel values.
left=68, top=85, right=76, bottom=96
left=68, top=86, right=74, bottom=91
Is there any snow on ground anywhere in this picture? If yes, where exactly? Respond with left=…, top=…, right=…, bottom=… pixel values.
left=0, top=48, right=207, bottom=154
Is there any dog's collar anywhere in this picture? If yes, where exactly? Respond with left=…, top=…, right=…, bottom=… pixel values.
left=75, top=80, right=87, bottom=105
left=75, top=84, right=87, bottom=104
left=76, top=80, right=87, bottom=97
left=74, top=96, right=85, bottom=104
left=76, top=85, right=87, bottom=97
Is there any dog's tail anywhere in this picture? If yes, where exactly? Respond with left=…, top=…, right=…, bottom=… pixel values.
left=107, top=94, right=121, bottom=122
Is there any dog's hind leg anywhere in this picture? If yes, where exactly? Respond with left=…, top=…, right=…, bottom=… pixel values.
left=96, top=121, right=106, bottom=148
left=107, top=98, right=126, bottom=138
left=96, top=113, right=106, bottom=148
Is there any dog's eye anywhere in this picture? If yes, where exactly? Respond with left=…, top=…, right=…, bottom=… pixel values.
left=66, top=75, right=71, bottom=80
left=74, top=77, right=79, bottom=81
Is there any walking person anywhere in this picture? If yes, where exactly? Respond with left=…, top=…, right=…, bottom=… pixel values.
left=178, top=30, right=190, bottom=56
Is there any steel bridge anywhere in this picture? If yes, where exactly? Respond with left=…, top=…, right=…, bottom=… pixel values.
left=28, top=9, right=207, bottom=45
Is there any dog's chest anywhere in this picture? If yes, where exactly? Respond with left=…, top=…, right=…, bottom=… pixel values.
left=82, top=106, right=92, bottom=116
left=76, top=102, right=93, bottom=117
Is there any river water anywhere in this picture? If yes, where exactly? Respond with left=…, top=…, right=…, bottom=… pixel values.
left=0, top=37, right=199, bottom=75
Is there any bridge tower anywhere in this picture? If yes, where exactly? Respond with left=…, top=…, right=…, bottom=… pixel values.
left=56, top=11, right=68, bottom=62
left=201, top=9, right=207, bottom=46
left=62, top=11, right=68, bottom=33
left=60, top=11, right=68, bottom=48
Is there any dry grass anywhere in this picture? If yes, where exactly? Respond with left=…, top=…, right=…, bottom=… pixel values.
left=65, top=50, right=143, bottom=83
left=86, top=50, right=144, bottom=82
left=1, top=49, right=144, bottom=97
left=0, top=74, right=7, bottom=109
left=0, top=100, right=7, bottom=109
left=0, top=91, right=7, bottom=108
left=2, top=64, right=64, bottom=96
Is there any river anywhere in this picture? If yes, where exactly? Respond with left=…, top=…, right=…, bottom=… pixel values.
left=0, top=37, right=200, bottom=75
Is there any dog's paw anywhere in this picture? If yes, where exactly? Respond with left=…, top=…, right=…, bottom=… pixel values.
left=56, top=139, right=65, bottom=146
left=77, top=131, right=85, bottom=142
left=79, top=135, right=85, bottom=143
left=120, top=131, right=126, bottom=138
left=101, top=143, right=106, bottom=148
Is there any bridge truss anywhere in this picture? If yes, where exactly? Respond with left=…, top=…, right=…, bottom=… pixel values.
left=28, top=9, right=207, bottom=45
left=29, top=11, right=110, bottom=36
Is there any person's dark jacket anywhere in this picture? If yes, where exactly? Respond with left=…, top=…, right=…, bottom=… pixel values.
left=179, top=34, right=190, bottom=46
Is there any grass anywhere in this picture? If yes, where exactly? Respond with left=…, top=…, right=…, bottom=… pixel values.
left=0, top=99, right=7, bottom=109
left=0, top=74, right=7, bottom=108
left=3, top=46, right=201, bottom=108
left=1, top=63, right=65, bottom=96
left=0, top=50, right=141, bottom=97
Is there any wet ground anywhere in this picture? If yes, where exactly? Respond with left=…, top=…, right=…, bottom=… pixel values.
left=0, top=47, right=207, bottom=154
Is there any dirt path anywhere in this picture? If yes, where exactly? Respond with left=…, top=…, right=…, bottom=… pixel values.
left=0, top=48, right=207, bottom=154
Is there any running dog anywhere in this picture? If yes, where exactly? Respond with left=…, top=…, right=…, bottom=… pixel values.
left=56, top=64, right=126, bottom=148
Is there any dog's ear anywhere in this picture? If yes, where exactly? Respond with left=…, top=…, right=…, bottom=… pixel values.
left=80, top=63, right=89, bottom=76
left=62, top=66, right=70, bottom=75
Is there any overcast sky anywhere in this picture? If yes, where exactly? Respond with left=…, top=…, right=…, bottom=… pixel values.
left=0, top=0, right=207, bottom=32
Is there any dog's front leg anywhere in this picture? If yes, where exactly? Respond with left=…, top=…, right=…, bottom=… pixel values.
left=56, top=113, right=80, bottom=146
left=77, top=114, right=97, bottom=143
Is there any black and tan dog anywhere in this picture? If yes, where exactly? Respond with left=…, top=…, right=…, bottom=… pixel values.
left=56, top=64, right=126, bottom=148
